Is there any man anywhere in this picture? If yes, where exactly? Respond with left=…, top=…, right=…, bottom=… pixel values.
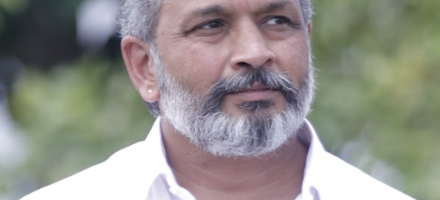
left=22, top=0, right=415, bottom=199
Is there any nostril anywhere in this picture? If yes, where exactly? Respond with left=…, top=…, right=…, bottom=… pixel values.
left=231, top=49, right=274, bottom=70
left=237, top=62, right=251, bottom=67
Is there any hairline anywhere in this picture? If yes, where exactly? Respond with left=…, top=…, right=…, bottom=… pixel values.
left=119, top=0, right=313, bottom=45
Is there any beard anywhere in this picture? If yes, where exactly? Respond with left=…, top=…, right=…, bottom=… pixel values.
left=156, top=57, right=315, bottom=158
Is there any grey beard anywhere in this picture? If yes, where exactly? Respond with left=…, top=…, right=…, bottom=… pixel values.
left=157, top=61, right=315, bottom=158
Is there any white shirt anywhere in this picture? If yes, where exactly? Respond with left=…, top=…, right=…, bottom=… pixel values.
left=21, top=118, right=415, bottom=200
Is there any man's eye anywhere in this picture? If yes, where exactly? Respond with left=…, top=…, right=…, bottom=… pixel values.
left=183, top=19, right=226, bottom=36
left=265, top=16, right=290, bottom=25
left=199, top=20, right=224, bottom=29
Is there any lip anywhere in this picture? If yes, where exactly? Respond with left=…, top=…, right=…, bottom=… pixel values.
left=229, top=82, right=272, bottom=93
left=228, top=84, right=278, bottom=101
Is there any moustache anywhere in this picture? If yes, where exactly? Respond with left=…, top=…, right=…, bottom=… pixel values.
left=201, top=68, right=300, bottom=114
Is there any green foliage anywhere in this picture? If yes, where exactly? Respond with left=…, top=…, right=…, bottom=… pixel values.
left=8, top=57, right=153, bottom=194
left=309, top=0, right=440, bottom=199
left=0, top=0, right=29, bottom=15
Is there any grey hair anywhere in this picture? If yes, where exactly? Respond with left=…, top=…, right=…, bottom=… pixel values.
left=117, top=0, right=314, bottom=117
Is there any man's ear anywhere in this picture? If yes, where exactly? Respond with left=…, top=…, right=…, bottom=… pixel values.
left=121, top=36, right=159, bottom=103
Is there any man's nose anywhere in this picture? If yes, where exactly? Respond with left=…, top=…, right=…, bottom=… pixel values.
left=230, top=25, right=275, bottom=70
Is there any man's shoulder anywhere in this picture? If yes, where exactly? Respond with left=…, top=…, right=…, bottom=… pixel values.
left=21, top=141, right=159, bottom=200
left=21, top=161, right=108, bottom=200
left=314, top=152, right=415, bottom=200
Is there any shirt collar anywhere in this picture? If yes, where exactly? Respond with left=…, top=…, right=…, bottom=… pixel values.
left=145, top=117, right=195, bottom=199
left=296, top=120, right=327, bottom=200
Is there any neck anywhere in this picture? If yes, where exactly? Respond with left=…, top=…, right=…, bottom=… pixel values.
left=161, top=119, right=309, bottom=200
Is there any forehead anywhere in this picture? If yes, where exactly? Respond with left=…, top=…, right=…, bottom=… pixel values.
left=159, top=0, right=301, bottom=18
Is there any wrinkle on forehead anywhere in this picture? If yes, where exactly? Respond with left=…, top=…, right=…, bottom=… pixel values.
left=160, top=0, right=300, bottom=17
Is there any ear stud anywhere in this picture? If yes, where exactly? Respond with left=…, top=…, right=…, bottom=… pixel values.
left=148, top=89, right=153, bottom=94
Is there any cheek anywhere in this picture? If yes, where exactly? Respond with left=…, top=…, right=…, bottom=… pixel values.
left=174, top=43, right=229, bottom=93
left=275, top=39, right=310, bottom=85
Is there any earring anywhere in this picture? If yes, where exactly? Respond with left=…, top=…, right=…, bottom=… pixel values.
left=148, top=89, right=153, bottom=94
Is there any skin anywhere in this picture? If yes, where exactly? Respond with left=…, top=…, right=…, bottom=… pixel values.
left=121, top=0, right=313, bottom=199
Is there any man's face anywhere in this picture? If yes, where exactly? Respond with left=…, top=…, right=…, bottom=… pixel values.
left=153, top=0, right=314, bottom=157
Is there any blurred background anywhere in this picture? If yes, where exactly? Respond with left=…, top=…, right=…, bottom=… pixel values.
left=0, top=0, right=438, bottom=199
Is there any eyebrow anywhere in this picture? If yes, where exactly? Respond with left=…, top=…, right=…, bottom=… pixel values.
left=193, top=4, right=224, bottom=16
left=259, top=0, right=290, bottom=14
left=191, top=0, right=292, bottom=17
